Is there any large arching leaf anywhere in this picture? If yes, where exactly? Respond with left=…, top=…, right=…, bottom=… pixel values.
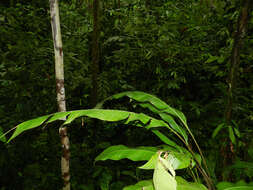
left=8, top=114, right=61, bottom=142
left=96, top=91, right=187, bottom=125
left=95, top=91, right=188, bottom=144
left=7, top=109, right=178, bottom=144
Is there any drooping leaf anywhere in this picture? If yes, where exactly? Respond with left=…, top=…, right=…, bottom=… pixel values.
left=8, top=114, right=53, bottom=142
left=221, top=187, right=253, bottom=190
left=233, top=127, right=241, bottom=138
left=212, top=123, right=225, bottom=138
left=95, top=145, right=157, bottom=162
left=47, top=112, right=70, bottom=123
left=205, top=55, right=218, bottom=63
left=0, top=127, right=7, bottom=143
left=123, top=180, right=154, bottom=190
left=96, top=91, right=187, bottom=127
left=191, top=153, right=202, bottom=168
left=151, top=130, right=181, bottom=149
left=230, top=160, right=253, bottom=170
left=217, top=180, right=253, bottom=190
left=8, top=109, right=178, bottom=143
left=231, top=120, right=241, bottom=137
left=228, top=125, right=236, bottom=144
left=67, top=109, right=137, bottom=124
left=176, top=176, right=208, bottom=190
left=96, top=91, right=188, bottom=143
left=159, top=113, right=188, bottom=143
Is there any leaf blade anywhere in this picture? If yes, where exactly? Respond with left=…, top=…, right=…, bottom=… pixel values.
left=95, top=145, right=157, bottom=162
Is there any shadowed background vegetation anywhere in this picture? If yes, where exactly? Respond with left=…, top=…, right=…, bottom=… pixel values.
left=0, top=0, right=253, bottom=189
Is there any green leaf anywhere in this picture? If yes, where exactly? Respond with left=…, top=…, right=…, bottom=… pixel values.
left=212, top=123, right=225, bottom=138
left=217, top=56, right=225, bottom=63
left=231, top=120, right=241, bottom=137
left=233, top=127, right=241, bottom=138
left=96, top=91, right=189, bottom=145
left=64, top=109, right=131, bottom=125
left=217, top=182, right=234, bottom=190
left=222, top=187, right=253, bottom=190
left=217, top=180, right=253, bottom=190
left=228, top=126, right=236, bottom=144
left=176, top=176, right=208, bottom=190
left=47, top=112, right=70, bottom=123
left=123, top=180, right=154, bottom=190
left=8, top=115, right=52, bottom=142
left=139, top=152, right=159, bottom=170
left=0, top=127, right=7, bottom=143
left=159, top=113, right=188, bottom=143
left=8, top=109, right=177, bottom=143
left=97, top=91, right=187, bottom=126
left=230, top=160, right=253, bottom=170
left=191, top=153, right=202, bottom=168
left=151, top=130, right=180, bottom=149
left=205, top=55, right=218, bottom=63
left=95, top=145, right=157, bottom=162
left=170, top=152, right=190, bottom=169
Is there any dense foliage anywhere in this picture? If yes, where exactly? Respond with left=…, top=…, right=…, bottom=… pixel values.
left=0, top=0, right=252, bottom=189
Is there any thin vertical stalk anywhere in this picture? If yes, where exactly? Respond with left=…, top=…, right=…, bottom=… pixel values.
left=91, top=0, right=100, bottom=107
left=49, top=0, right=70, bottom=190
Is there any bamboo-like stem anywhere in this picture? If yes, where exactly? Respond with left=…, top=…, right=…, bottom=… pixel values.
left=49, top=1, right=70, bottom=190
left=91, top=0, right=100, bottom=107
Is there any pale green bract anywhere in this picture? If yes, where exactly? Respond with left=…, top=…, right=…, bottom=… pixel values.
left=153, top=152, right=177, bottom=190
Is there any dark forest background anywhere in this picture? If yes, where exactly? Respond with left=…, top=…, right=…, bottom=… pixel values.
left=0, top=0, right=253, bottom=189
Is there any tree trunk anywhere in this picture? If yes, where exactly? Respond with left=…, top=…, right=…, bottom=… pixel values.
left=223, top=0, right=251, bottom=180
left=49, top=0, right=70, bottom=189
left=91, top=0, right=100, bottom=107
left=225, top=0, right=250, bottom=129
